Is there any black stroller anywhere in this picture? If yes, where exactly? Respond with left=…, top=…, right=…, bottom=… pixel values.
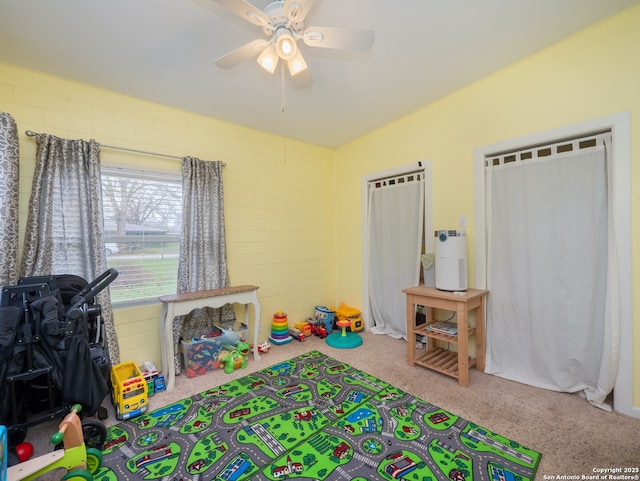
left=0, top=268, right=118, bottom=449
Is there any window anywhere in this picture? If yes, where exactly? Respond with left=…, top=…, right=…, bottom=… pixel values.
left=101, top=166, right=182, bottom=303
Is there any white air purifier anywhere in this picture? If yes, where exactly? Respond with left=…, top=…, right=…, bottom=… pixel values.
left=434, top=230, right=467, bottom=291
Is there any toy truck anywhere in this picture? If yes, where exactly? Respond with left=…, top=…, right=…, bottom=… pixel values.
left=289, top=327, right=306, bottom=342
left=334, top=302, right=364, bottom=332
left=294, top=321, right=312, bottom=337
left=310, top=323, right=328, bottom=339
left=111, top=361, right=149, bottom=420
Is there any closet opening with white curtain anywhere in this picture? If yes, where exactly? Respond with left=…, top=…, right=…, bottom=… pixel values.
left=361, top=161, right=433, bottom=340
left=474, top=113, right=633, bottom=417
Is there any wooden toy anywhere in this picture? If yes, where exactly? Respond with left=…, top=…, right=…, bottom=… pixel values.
left=6, top=404, right=104, bottom=481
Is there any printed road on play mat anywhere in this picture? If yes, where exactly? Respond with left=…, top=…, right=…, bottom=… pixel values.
left=95, top=350, right=541, bottom=481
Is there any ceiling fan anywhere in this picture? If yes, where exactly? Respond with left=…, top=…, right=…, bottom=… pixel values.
left=212, top=0, right=375, bottom=78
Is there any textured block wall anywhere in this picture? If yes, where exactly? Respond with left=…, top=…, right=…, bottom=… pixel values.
left=0, top=63, right=337, bottom=370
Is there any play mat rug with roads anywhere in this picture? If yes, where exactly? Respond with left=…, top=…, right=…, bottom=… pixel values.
left=94, top=350, right=541, bottom=481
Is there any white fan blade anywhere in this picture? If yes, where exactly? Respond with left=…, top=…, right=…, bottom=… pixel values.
left=214, top=39, right=269, bottom=69
left=284, top=0, right=315, bottom=23
left=210, top=0, right=269, bottom=26
left=303, top=26, right=374, bottom=51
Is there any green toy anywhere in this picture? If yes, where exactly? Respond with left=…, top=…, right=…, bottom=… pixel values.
left=6, top=404, right=104, bottom=481
left=220, top=341, right=251, bottom=374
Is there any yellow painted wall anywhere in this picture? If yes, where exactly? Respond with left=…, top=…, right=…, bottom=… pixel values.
left=0, top=63, right=336, bottom=368
left=1, top=4, right=638, bottom=406
left=335, top=5, right=640, bottom=405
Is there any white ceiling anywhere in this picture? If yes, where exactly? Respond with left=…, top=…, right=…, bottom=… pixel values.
left=1, top=0, right=638, bottom=148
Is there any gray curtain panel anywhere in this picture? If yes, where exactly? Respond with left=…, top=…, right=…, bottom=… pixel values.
left=0, top=112, right=20, bottom=287
left=20, top=133, right=120, bottom=364
left=172, top=156, right=234, bottom=374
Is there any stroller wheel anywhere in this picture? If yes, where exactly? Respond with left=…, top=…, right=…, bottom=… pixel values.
left=0, top=414, right=27, bottom=449
left=81, top=418, right=107, bottom=450
left=7, top=426, right=27, bottom=449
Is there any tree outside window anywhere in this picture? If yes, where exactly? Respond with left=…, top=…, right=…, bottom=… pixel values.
left=101, top=167, right=182, bottom=302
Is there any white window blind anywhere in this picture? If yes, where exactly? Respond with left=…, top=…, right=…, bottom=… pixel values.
left=101, top=165, right=182, bottom=303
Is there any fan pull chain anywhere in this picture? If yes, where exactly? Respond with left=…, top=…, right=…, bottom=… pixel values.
left=281, top=61, right=286, bottom=112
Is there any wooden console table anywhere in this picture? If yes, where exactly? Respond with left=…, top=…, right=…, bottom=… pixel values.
left=158, top=285, right=261, bottom=391
left=402, top=286, right=488, bottom=387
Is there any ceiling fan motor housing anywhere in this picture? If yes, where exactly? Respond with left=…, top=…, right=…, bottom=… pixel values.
left=262, top=1, right=304, bottom=37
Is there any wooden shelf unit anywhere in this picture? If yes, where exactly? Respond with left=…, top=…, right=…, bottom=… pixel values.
left=402, top=286, right=488, bottom=387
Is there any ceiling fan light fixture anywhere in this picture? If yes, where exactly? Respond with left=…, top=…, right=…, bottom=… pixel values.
left=275, top=29, right=297, bottom=60
left=287, top=50, right=308, bottom=76
left=257, top=44, right=279, bottom=73
left=213, top=0, right=376, bottom=83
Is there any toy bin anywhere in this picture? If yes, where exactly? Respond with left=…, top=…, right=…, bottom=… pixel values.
left=315, top=306, right=335, bottom=331
left=181, top=338, right=222, bottom=378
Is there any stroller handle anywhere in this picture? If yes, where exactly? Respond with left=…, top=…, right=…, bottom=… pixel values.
left=70, top=268, right=119, bottom=309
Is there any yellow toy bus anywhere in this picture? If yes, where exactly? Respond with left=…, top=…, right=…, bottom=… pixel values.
left=111, top=361, right=148, bottom=420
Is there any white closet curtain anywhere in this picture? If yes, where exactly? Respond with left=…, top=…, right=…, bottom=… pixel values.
left=368, top=175, right=424, bottom=338
left=485, top=133, right=619, bottom=410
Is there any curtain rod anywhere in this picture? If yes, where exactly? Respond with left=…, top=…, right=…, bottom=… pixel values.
left=24, top=130, right=226, bottom=166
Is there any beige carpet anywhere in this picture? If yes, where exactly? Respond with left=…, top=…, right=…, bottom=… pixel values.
left=23, top=332, right=640, bottom=479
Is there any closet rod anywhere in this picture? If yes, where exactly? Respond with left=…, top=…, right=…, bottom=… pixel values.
left=24, top=130, right=226, bottom=166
